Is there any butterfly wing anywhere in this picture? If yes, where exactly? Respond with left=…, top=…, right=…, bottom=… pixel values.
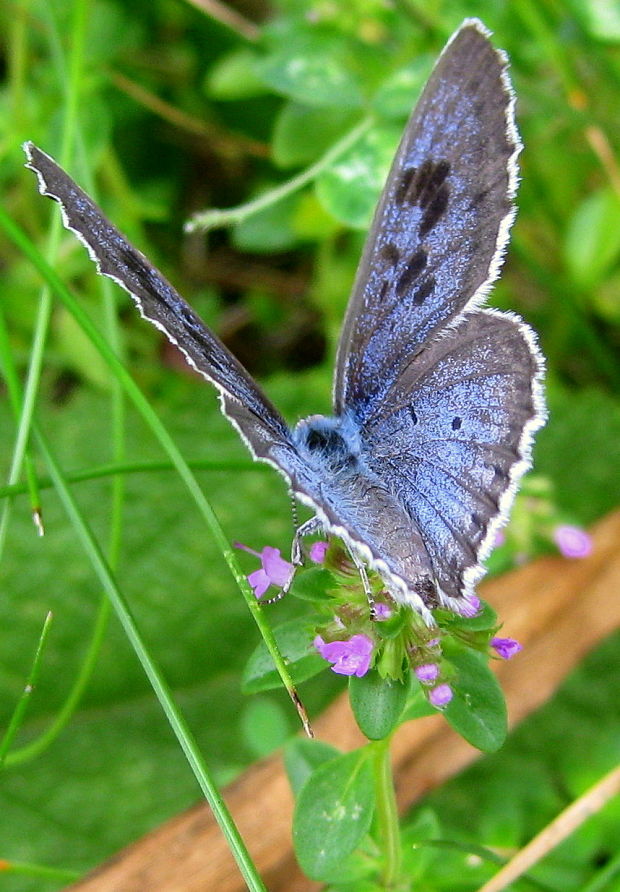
left=333, top=19, right=545, bottom=609
left=361, top=310, right=545, bottom=608
left=23, top=142, right=294, bottom=464
left=334, top=20, right=521, bottom=422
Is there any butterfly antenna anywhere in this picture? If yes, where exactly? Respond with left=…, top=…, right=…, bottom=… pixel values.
left=290, top=492, right=299, bottom=533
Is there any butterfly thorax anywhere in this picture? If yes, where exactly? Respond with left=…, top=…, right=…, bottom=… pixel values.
left=292, top=413, right=364, bottom=477
left=288, top=412, right=442, bottom=618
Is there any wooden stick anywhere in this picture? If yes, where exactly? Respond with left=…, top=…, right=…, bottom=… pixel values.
left=70, top=509, right=620, bottom=892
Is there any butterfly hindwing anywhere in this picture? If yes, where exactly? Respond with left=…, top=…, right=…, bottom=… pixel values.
left=361, top=310, right=545, bottom=606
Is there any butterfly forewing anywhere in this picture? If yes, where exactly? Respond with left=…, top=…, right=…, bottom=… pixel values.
left=334, top=20, right=520, bottom=422
left=24, top=142, right=292, bottom=461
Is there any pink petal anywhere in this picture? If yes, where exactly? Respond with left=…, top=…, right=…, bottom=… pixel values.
left=429, top=684, right=453, bottom=708
left=260, top=546, right=294, bottom=587
left=309, top=541, right=329, bottom=563
left=247, top=568, right=270, bottom=598
left=491, top=637, right=522, bottom=660
left=553, top=525, right=592, bottom=559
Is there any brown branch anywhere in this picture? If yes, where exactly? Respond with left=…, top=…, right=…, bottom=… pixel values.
left=183, top=0, right=261, bottom=42
left=69, top=508, right=620, bottom=892
left=109, top=71, right=270, bottom=160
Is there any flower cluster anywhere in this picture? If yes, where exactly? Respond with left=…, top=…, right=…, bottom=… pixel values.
left=235, top=536, right=525, bottom=713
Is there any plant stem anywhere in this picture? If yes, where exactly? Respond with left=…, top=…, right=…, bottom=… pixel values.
left=186, top=116, right=372, bottom=232
left=372, top=738, right=402, bottom=888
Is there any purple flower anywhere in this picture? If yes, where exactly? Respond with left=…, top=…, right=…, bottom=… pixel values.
left=415, top=663, right=440, bottom=685
left=491, top=637, right=522, bottom=660
left=494, top=529, right=506, bottom=547
left=553, top=525, right=592, bottom=559
left=429, top=684, right=453, bottom=708
left=374, top=602, right=392, bottom=621
left=234, top=542, right=294, bottom=598
left=314, top=633, right=373, bottom=677
left=309, top=540, right=329, bottom=564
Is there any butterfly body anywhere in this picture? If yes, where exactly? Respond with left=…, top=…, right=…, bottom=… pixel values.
left=24, top=19, right=546, bottom=624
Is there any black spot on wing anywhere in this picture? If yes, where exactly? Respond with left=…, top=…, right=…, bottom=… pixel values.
left=471, top=511, right=484, bottom=530
left=396, top=159, right=451, bottom=237
left=394, top=166, right=417, bottom=205
left=470, top=187, right=489, bottom=209
left=451, top=416, right=462, bottom=431
left=492, top=464, right=507, bottom=482
left=409, top=159, right=450, bottom=207
left=413, top=276, right=435, bottom=305
left=395, top=248, right=427, bottom=297
left=420, top=183, right=449, bottom=237
left=381, top=242, right=400, bottom=265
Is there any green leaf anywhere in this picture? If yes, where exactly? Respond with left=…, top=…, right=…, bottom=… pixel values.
left=255, top=32, right=364, bottom=108
left=401, top=683, right=436, bottom=722
left=371, top=56, right=433, bottom=119
left=240, top=697, right=292, bottom=758
left=232, top=187, right=300, bottom=252
left=293, top=749, right=375, bottom=880
left=592, top=268, right=620, bottom=323
left=272, top=102, right=361, bottom=168
left=290, top=566, right=334, bottom=602
left=443, top=600, right=498, bottom=633
left=400, top=807, right=441, bottom=881
left=284, top=738, right=341, bottom=797
left=292, top=190, right=341, bottom=241
left=564, top=187, right=620, bottom=287
left=242, top=618, right=325, bottom=693
left=535, top=384, right=620, bottom=522
left=374, top=607, right=407, bottom=640
left=316, top=124, right=401, bottom=228
left=576, top=0, right=620, bottom=41
left=204, top=48, right=268, bottom=100
left=444, top=649, right=507, bottom=752
left=348, top=669, right=408, bottom=740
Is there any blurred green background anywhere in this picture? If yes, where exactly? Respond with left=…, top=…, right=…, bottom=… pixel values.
left=1, top=0, right=619, bottom=888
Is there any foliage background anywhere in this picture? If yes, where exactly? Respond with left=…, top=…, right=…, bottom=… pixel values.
left=1, top=0, right=619, bottom=888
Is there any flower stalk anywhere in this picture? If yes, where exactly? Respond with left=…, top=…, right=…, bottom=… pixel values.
left=372, top=737, right=402, bottom=888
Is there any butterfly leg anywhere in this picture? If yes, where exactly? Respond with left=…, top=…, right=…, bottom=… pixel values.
left=346, top=547, right=378, bottom=618
left=291, top=515, right=323, bottom=566
left=262, top=515, right=322, bottom=605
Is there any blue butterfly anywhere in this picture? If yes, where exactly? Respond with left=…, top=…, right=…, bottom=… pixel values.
left=24, top=18, right=546, bottom=623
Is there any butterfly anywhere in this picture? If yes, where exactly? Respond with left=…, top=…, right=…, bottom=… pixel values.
left=24, top=18, right=545, bottom=624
